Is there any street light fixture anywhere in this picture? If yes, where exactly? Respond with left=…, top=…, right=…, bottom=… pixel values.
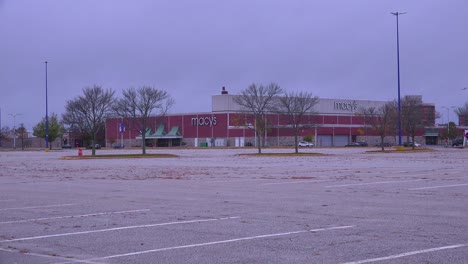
left=391, top=11, right=406, bottom=146
left=44, top=61, right=49, bottom=150
left=9, top=113, right=22, bottom=149
left=442, top=106, right=455, bottom=135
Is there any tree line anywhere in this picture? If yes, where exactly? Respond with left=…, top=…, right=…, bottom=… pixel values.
left=2, top=83, right=468, bottom=154
left=232, top=84, right=462, bottom=153
left=61, top=85, right=173, bottom=156
left=0, top=85, right=173, bottom=155
left=360, top=96, right=428, bottom=151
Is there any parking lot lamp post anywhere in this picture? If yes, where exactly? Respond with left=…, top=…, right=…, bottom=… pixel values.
left=443, top=106, right=456, bottom=138
left=9, top=113, right=21, bottom=149
left=442, top=106, right=449, bottom=136
left=391, top=12, right=406, bottom=146
left=44, top=61, right=49, bottom=150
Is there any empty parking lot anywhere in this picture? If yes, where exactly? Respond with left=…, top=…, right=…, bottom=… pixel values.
left=0, top=147, right=467, bottom=263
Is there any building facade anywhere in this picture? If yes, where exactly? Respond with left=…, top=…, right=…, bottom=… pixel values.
left=105, top=92, right=440, bottom=148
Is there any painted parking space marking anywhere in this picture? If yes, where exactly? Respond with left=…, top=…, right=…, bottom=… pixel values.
left=0, top=209, right=150, bottom=225
left=0, top=203, right=76, bottom=211
left=0, top=247, right=104, bottom=264
left=58, top=225, right=354, bottom=263
left=0, top=216, right=240, bottom=243
left=325, top=179, right=423, bottom=188
left=206, top=179, right=265, bottom=183
left=409, top=183, right=468, bottom=191
left=262, top=180, right=329, bottom=185
left=341, top=243, right=467, bottom=264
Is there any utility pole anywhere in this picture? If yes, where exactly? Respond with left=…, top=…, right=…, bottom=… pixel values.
left=391, top=11, right=406, bottom=146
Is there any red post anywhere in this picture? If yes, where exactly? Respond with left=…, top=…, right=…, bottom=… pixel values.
left=78, top=148, right=83, bottom=156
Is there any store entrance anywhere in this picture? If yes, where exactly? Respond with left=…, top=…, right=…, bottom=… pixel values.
left=425, top=136, right=437, bottom=145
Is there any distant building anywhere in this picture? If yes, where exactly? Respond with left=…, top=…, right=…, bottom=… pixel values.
left=105, top=89, right=445, bottom=147
left=458, top=114, right=468, bottom=127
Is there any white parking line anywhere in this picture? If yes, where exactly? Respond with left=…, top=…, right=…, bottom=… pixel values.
left=0, top=216, right=240, bottom=243
left=341, top=244, right=467, bottom=264
left=325, top=179, right=423, bottom=188
left=262, top=180, right=329, bottom=185
left=58, top=225, right=354, bottom=263
left=0, top=247, right=103, bottom=264
left=0, top=209, right=150, bottom=224
left=206, top=179, right=264, bottom=183
left=0, top=203, right=76, bottom=211
left=409, top=183, right=468, bottom=191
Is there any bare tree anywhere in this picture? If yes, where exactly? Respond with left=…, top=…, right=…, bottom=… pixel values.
left=440, top=122, right=458, bottom=141
left=0, top=126, right=11, bottom=147
left=17, top=124, right=28, bottom=151
left=62, top=86, right=115, bottom=155
left=400, top=96, right=425, bottom=149
left=113, top=86, right=174, bottom=155
left=360, top=102, right=397, bottom=151
left=455, top=102, right=468, bottom=126
left=274, top=91, right=319, bottom=153
left=233, top=83, right=282, bottom=154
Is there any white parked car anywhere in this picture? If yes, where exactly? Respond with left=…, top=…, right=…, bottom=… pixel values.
left=403, top=142, right=421, bottom=147
left=298, top=141, right=314, bottom=147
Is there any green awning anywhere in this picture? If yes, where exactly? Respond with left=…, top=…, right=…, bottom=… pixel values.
left=144, top=129, right=154, bottom=137
left=424, top=128, right=439, bottom=137
left=136, top=124, right=181, bottom=139
left=155, top=123, right=166, bottom=136
left=167, top=126, right=181, bottom=137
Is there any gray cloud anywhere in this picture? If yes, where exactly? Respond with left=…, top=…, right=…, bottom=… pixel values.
left=1, top=0, right=467, bottom=129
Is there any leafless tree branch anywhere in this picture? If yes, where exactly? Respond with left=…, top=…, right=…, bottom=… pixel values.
left=62, top=85, right=115, bottom=155
left=233, top=83, right=282, bottom=153
left=113, top=86, right=174, bottom=154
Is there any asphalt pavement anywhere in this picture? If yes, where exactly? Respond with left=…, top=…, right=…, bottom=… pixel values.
left=0, top=146, right=467, bottom=263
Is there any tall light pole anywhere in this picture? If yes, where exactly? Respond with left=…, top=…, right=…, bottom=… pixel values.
left=443, top=106, right=455, bottom=136
left=44, top=61, right=49, bottom=150
left=0, top=108, right=2, bottom=147
left=9, top=113, right=21, bottom=149
left=391, top=11, right=406, bottom=146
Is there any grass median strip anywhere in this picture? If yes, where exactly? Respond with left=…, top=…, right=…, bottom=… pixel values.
left=61, top=154, right=179, bottom=160
left=236, top=153, right=325, bottom=157
left=366, top=148, right=434, bottom=154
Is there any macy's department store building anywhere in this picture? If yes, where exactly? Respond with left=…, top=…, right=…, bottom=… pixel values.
left=105, top=92, right=437, bottom=148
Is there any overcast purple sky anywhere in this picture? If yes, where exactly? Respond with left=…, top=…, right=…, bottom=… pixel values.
left=1, top=0, right=467, bottom=129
